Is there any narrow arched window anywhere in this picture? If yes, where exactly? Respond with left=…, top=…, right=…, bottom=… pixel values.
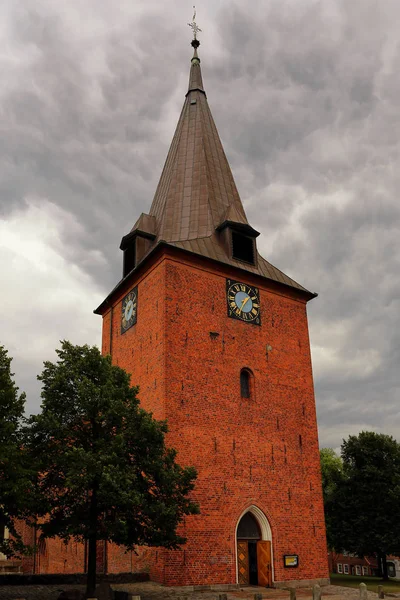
left=240, top=369, right=251, bottom=398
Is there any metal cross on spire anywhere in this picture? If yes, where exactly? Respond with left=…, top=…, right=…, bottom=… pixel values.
left=188, top=6, right=202, bottom=40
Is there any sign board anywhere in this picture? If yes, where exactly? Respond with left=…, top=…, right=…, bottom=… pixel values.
left=284, top=554, right=299, bottom=568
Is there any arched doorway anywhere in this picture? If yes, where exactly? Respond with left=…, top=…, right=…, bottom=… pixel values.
left=236, top=507, right=272, bottom=587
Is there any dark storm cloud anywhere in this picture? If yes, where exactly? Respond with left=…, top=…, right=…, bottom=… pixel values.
left=208, top=0, right=400, bottom=447
left=1, top=3, right=185, bottom=287
left=1, top=0, right=399, bottom=447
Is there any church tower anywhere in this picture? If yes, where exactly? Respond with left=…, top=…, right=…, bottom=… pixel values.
left=95, top=23, right=329, bottom=588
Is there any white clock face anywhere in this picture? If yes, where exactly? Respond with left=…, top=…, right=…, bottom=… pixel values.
left=124, top=300, right=134, bottom=322
left=121, top=288, right=137, bottom=333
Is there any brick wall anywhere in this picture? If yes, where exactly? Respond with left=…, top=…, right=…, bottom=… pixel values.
left=17, top=524, right=85, bottom=575
left=18, top=245, right=328, bottom=584
left=43, top=538, right=85, bottom=574
left=97, top=247, right=329, bottom=586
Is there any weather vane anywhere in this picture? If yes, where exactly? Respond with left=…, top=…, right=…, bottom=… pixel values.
left=188, top=6, right=202, bottom=40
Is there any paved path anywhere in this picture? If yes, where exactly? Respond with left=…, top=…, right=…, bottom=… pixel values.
left=110, top=582, right=383, bottom=600
left=0, top=582, right=385, bottom=600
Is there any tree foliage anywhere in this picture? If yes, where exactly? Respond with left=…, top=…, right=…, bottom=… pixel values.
left=25, top=341, right=199, bottom=597
left=322, top=432, right=400, bottom=578
left=320, top=448, right=343, bottom=500
left=319, top=448, right=343, bottom=549
left=0, top=344, right=32, bottom=557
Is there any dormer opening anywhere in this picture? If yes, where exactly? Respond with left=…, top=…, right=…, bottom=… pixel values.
left=232, top=231, right=255, bottom=265
left=119, top=213, right=157, bottom=279
left=123, top=243, right=136, bottom=277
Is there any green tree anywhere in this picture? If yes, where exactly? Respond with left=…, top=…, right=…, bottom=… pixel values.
left=328, top=432, right=400, bottom=579
left=0, top=344, right=32, bottom=557
left=25, top=341, right=199, bottom=598
left=319, top=448, right=343, bottom=549
left=320, top=448, right=343, bottom=500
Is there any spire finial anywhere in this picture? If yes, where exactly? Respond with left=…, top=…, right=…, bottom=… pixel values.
left=188, top=6, right=202, bottom=49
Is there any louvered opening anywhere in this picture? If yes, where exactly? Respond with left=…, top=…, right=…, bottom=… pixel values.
left=232, top=231, right=255, bottom=264
left=123, top=243, right=136, bottom=277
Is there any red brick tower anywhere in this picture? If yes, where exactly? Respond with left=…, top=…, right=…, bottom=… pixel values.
left=95, top=31, right=329, bottom=588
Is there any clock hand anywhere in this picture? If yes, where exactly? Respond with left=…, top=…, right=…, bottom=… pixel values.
left=239, top=296, right=250, bottom=314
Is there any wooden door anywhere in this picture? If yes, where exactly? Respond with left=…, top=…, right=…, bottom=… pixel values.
left=237, top=541, right=249, bottom=584
left=257, top=540, right=272, bottom=587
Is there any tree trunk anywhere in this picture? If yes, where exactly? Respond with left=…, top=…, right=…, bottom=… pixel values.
left=86, top=483, right=98, bottom=598
left=382, top=553, right=388, bottom=581
left=378, top=551, right=389, bottom=581
left=0, top=513, right=5, bottom=544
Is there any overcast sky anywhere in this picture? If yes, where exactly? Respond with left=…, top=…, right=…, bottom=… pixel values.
left=1, top=0, right=399, bottom=450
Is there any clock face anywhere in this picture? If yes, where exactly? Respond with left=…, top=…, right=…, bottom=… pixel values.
left=226, top=279, right=261, bottom=325
left=121, top=287, right=138, bottom=333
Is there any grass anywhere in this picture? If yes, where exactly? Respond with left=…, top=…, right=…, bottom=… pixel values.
left=330, top=573, right=400, bottom=593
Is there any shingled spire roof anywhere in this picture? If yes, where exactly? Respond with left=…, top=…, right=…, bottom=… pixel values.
left=95, top=34, right=315, bottom=314
left=145, top=40, right=312, bottom=295
left=149, top=41, right=250, bottom=243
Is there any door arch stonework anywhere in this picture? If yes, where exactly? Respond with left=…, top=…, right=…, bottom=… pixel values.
left=235, top=506, right=273, bottom=586
left=235, top=505, right=272, bottom=541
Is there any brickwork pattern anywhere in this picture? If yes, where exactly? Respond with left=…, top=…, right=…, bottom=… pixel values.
left=99, top=248, right=329, bottom=586
left=42, top=538, right=85, bottom=574
left=18, top=247, right=328, bottom=585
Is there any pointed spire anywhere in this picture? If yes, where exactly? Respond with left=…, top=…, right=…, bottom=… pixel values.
left=94, top=13, right=316, bottom=316
left=187, top=8, right=204, bottom=93
left=124, top=16, right=312, bottom=299
left=149, top=37, right=247, bottom=244
left=188, top=41, right=204, bottom=93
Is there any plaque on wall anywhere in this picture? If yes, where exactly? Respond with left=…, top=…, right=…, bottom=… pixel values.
left=284, top=555, right=299, bottom=568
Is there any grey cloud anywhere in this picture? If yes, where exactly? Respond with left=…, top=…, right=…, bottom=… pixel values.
left=1, top=4, right=185, bottom=288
